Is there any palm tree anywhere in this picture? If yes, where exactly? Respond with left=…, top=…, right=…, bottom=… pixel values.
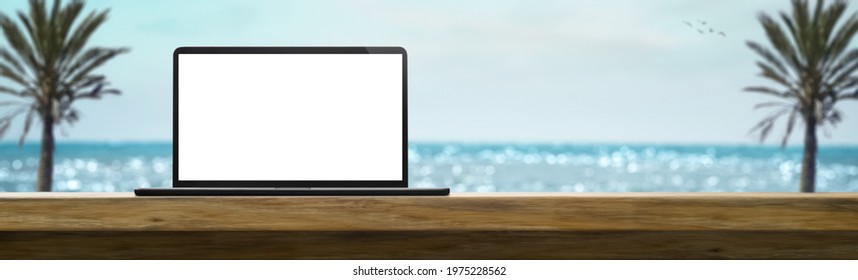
left=746, top=0, right=858, bottom=192
left=0, top=0, right=128, bottom=192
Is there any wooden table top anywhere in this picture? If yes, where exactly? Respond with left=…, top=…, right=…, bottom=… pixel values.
left=2, top=192, right=857, bottom=232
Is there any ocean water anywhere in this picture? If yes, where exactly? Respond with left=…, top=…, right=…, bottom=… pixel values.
left=0, top=143, right=172, bottom=192
left=1, top=142, right=857, bottom=192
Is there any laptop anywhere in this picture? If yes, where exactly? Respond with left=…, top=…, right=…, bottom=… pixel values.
left=135, top=46, right=449, bottom=196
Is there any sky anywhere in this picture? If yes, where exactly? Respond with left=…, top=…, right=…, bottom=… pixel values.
left=0, top=0, right=857, bottom=145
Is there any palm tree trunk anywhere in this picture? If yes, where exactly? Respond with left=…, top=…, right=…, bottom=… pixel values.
left=799, top=116, right=817, bottom=193
left=36, top=115, right=54, bottom=192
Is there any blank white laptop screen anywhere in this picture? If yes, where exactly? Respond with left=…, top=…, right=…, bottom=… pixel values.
left=177, top=53, right=403, bottom=181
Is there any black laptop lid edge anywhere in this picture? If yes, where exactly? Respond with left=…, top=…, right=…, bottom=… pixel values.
left=172, top=46, right=408, bottom=189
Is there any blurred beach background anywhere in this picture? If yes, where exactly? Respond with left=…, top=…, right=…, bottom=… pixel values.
left=1, top=142, right=856, bottom=192
left=1, top=0, right=857, bottom=192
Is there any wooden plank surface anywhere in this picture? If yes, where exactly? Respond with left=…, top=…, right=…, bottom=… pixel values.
left=3, top=231, right=858, bottom=259
left=1, top=193, right=858, bottom=231
left=1, top=192, right=857, bottom=259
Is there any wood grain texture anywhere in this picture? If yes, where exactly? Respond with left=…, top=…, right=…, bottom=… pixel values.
left=2, top=231, right=857, bottom=259
left=2, top=193, right=858, bottom=231
left=1, top=193, right=857, bottom=259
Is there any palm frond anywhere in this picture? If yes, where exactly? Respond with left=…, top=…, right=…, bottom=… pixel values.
left=64, top=47, right=128, bottom=85
left=19, top=104, right=35, bottom=146
left=61, top=106, right=78, bottom=124
left=753, top=101, right=791, bottom=110
left=61, top=47, right=127, bottom=83
left=834, top=76, right=858, bottom=92
left=812, top=0, right=825, bottom=28
left=0, top=106, right=27, bottom=138
left=0, top=63, right=30, bottom=87
left=68, top=74, right=103, bottom=89
left=61, top=9, right=108, bottom=67
left=22, top=0, right=47, bottom=60
left=779, top=11, right=806, bottom=64
left=73, top=81, right=120, bottom=100
left=15, top=11, right=39, bottom=60
left=823, top=107, right=843, bottom=124
left=55, top=0, right=84, bottom=63
left=0, top=117, right=10, bottom=138
left=781, top=107, right=800, bottom=148
left=806, top=0, right=829, bottom=65
left=823, top=48, right=858, bottom=84
left=828, top=52, right=858, bottom=86
left=840, top=89, right=858, bottom=99
left=791, top=0, right=817, bottom=63
left=821, top=1, right=851, bottom=60
left=760, top=13, right=804, bottom=74
left=826, top=10, right=858, bottom=62
left=747, top=41, right=792, bottom=76
left=0, top=100, right=25, bottom=106
left=49, top=0, right=61, bottom=23
left=0, top=85, right=26, bottom=97
left=749, top=106, right=793, bottom=143
left=0, top=14, right=38, bottom=72
left=744, top=86, right=794, bottom=98
left=755, top=61, right=798, bottom=90
left=0, top=47, right=26, bottom=74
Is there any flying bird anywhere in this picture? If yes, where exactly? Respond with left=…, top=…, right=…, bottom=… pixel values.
left=684, top=19, right=726, bottom=38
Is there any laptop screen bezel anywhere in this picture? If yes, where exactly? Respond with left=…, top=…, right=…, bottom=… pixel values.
left=173, top=46, right=408, bottom=188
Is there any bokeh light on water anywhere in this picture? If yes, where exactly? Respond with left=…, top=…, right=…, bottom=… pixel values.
left=407, top=143, right=858, bottom=192
left=0, top=143, right=172, bottom=192
left=1, top=142, right=857, bottom=192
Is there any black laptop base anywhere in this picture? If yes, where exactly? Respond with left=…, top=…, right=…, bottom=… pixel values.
left=134, top=187, right=450, bottom=196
